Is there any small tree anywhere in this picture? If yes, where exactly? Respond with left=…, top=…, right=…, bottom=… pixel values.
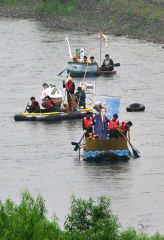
left=64, top=196, right=120, bottom=240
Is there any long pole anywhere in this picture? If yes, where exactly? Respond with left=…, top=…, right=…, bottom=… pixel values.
left=100, top=38, right=102, bottom=66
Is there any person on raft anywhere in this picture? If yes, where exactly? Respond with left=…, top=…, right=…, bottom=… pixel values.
left=27, top=97, right=40, bottom=113
left=82, top=112, right=94, bottom=136
left=42, top=95, right=54, bottom=112
left=100, top=53, right=114, bottom=71
left=75, top=86, right=86, bottom=109
left=63, top=76, right=76, bottom=112
left=83, top=56, right=89, bottom=64
left=42, top=95, right=68, bottom=113
left=108, top=113, right=120, bottom=138
left=119, top=121, right=133, bottom=141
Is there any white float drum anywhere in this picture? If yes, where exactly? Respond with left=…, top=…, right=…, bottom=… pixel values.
left=41, top=86, right=63, bottom=107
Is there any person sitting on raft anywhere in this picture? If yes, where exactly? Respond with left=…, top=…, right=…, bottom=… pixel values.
left=108, top=114, right=120, bottom=138
left=89, top=56, right=98, bottom=66
left=75, top=86, right=86, bottom=109
left=27, top=97, right=40, bottom=113
left=100, top=53, right=114, bottom=71
left=82, top=112, right=94, bottom=136
left=42, top=96, right=54, bottom=112
left=42, top=95, right=67, bottom=113
left=83, top=56, right=89, bottom=64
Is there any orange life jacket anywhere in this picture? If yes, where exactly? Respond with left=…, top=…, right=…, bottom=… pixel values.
left=83, top=117, right=93, bottom=129
left=108, top=119, right=119, bottom=130
left=120, top=122, right=127, bottom=132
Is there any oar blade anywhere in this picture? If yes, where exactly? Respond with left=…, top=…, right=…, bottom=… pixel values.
left=74, top=145, right=79, bottom=151
left=71, top=141, right=78, bottom=146
left=132, top=148, right=140, bottom=158
left=114, top=63, right=120, bottom=67
left=57, top=68, right=67, bottom=76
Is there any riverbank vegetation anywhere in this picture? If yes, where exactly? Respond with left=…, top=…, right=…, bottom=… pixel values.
left=0, top=0, right=164, bottom=43
left=0, top=191, right=164, bottom=239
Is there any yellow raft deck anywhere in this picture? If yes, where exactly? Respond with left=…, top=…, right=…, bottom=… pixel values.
left=83, top=138, right=130, bottom=161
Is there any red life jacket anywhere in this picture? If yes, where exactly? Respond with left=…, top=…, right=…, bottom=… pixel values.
left=108, top=119, right=119, bottom=130
left=120, top=122, right=127, bottom=132
left=66, top=81, right=73, bottom=91
left=83, top=117, right=93, bottom=129
left=44, top=99, right=53, bottom=109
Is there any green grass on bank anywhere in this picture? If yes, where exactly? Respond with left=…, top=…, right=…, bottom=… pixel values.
left=37, top=0, right=79, bottom=16
left=0, top=0, right=80, bottom=16
left=0, top=191, right=164, bottom=240
left=103, top=0, right=164, bottom=21
left=0, top=0, right=163, bottom=20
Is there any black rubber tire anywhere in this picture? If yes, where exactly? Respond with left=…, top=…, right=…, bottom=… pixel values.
left=126, top=103, right=145, bottom=112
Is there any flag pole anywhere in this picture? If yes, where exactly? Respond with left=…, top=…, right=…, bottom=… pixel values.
left=65, top=36, right=72, bottom=59
left=100, top=37, right=102, bottom=66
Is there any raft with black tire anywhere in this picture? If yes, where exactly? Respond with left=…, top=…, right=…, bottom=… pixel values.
left=126, top=103, right=145, bottom=112
left=14, top=108, right=93, bottom=122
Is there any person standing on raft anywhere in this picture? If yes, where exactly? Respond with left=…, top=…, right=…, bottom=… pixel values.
left=63, top=76, right=76, bottom=112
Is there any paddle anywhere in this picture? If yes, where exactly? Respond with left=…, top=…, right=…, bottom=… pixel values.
left=25, top=103, right=29, bottom=113
left=71, top=132, right=86, bottom=151
left=57, top=68, right=67, bottom=76
left=115, top=126, right=140, bottom=158
left=113, top=63, right=120, bottom=67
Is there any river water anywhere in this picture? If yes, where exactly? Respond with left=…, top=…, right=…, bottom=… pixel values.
left=0, top=17, right=164, bottom=234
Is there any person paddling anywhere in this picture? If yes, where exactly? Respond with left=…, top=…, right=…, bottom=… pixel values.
left=120, top=121, right=133, bottom=141
left=27, top=97, right=40, bottom=113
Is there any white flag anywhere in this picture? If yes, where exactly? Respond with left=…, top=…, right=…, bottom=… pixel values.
left=98, top=32, right=108, bottom=47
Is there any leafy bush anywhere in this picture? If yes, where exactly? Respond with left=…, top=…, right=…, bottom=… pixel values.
left=64, top=196, right=120, bottom=240
left=0, top=192, right=164, bottom=239
left=0, top=191, right=60, bottom=240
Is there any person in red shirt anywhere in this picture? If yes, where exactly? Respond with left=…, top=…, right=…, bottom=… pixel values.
left=82, top=112, right=94, bottom=136
left=120, top=121, right=133, bottom=141
left=42, top=96, right=54, bottom=112
left=108, top=114, right=119, bottom=138
left=27, top=97, right=40, bottom=113
left=63, top=76, right=76, bottom=112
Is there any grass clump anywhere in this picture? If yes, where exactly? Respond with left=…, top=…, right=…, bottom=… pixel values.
left=37, top=0, right=79, bottom=16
